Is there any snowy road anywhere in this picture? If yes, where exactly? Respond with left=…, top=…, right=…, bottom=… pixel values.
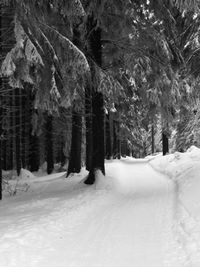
left=0, top=159, right=188, bottom=266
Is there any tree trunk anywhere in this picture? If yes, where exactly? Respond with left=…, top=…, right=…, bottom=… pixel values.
left=84, top=92, right=105, bottom=184
left=0, top=81, right=2, bottom=200
left=2, top=138, right=7, bottom=170
left=15, top=88, right=21, bottom=176
left=67, top=110, right=82, bottom=176
left=105, top=113, right=112, bottom=159
left=67, top=22, right=83, bottom=177
left=21, top=90, right=26, bottom=168
left=84, top=15, right=105, bottom=184
left=45, top=114, right=54, bottom=174
left=28, top=91, right=40, bottom=172
left=109, top=112, right=114, bottom=158
left=60, top=137, right=66, bottom=167
left=113, top=119, right=118, bottom=158
left=9, top=89, right=14, bottom=170
left=151, top=124, right=155, bottom=154
left=162, top=132, right=169, bottom=155
left=29, top=134, right=40, bottom=172
left=85, top=84, right=93, bottom=171
left=0, top=136, right=2, bottom=200
left=117, top=117, right=121, bottom=159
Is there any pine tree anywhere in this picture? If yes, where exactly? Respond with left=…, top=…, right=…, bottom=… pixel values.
left=84, top=13, right=105, bottom=184
left=67, top=15, right=84, bottom=177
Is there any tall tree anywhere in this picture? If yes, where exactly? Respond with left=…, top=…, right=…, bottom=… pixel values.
left=84, top=13, right=105, bottom=184
left=67, top=12, right=84, bottom=177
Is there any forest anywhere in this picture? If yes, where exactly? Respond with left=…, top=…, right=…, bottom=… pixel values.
left=2, top=1, right=200, bottom=266
left=1, top=0, right=200, bottom=199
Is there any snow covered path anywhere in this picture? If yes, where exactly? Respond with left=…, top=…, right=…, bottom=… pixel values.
left=0, top=159, right=188, bottom=266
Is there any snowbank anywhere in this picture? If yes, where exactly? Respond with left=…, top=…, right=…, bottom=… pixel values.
left=149, top=146, right=200, bottom=180
left=149, top=146, right=200, bottom=263
left=149, top=145, right=200, bottom=217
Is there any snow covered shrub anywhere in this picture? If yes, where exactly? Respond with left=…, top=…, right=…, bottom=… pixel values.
left=3, top=179, right=30, bottom=196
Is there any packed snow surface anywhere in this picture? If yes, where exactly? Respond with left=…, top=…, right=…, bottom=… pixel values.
left=1, top=150, right=200, bottom=266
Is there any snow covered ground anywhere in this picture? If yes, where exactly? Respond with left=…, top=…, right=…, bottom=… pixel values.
left=149, top=146, right=200, bottom=266
left=0, top=149, right=200, bottom=266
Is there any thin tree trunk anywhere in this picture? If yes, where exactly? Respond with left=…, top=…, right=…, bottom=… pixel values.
left=0, top=0, right=3, bottom=200
left=21, top=90, right=26, bottom=168
left=85, top=86, right=93, bottom=170
left=162, top=132, right=169, bottom=155
left=117, top=118, right=121, bottom=159
left=151, top=124, right=155, bottom=154
left=105, top=113, right=112, bottom=159
left=2, top=139, right=7, bottom=169
left=0, top=137, right=2, bottom=200
left=28, top=91, right=40, bottom=172
left=0, top=81, right=2, bottom=200
left=29, top=134, right=40, bottom=172
left=67, top=110, right=82, bottom=176
left=45, top=114, right=54, bottom=174
left=60, top=136, right=66, bottom=167
left=9, top=89, right=14, bottom=170
left=15, top=88, right=21, bottom=176
left=109, top=111, right=114, bottom=158
left=113, top=119, right=118, bottom=158
left=2, top=80, right=8, bottom=170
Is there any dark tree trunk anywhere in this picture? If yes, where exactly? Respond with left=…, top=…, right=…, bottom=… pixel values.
left=67, top=24, right=83, bottom=177
left=15, top=88, right=21, bottom=176
left=1, top=4, right=15, bottom=172
left=9, top=89, right=14, bottom=170
left=84, top=92, right=105, bottom=184
left=0, top=137, right=2, bottom=200
left=151, top=124, right=155, bottom=154
left=60, top=137, right=66, bottom=167
left=2, top=139, right=7, bottom=170
left=67, top=110, right=82, bottom=176
left=162, top=132, right=169, bottom=155
left=121, top=140, right=126, bottom=157
left=29, top=134, right=40, bottom=172
left=28, top=91, right=40, bottom=172
left=116, top=119, right=121, bottom=159
left=0, top=0, right=2, bottom=200
left=109, top=112, right=114, bottom=158
left=105, top=113, right=112, bottom=159
left=84, top=15, right=105, bottom=184
left=85, top=85, right=93, bottom=171
left=91, top=92, right=105, bottom=174
left=113, top=119, right=118, bottom=159
left=117, top=136, right=121, bottom=159
left=21, top=90, right=26, bottom=168
left=45, top=114, right=54, bottom=174
left=55, top=136, right=65, bottom=165
left=0, top=82, right=2, bottom=200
